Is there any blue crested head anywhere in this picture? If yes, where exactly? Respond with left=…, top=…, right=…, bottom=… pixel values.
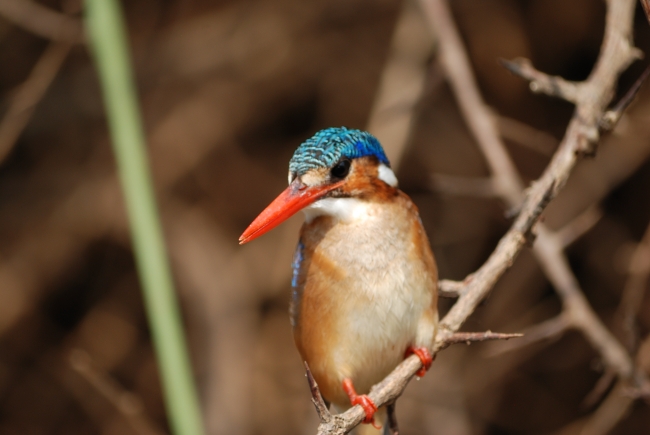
left=289, top=127, right=390, bottom=177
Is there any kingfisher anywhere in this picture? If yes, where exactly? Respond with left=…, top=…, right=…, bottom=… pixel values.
left=240, top=127, right=438, bottom=433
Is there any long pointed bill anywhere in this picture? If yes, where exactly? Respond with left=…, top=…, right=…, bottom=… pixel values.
left=239, top=180, right=344, bottom=244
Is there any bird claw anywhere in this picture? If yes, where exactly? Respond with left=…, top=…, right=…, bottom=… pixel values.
left=405, top=346, right=433, bottom=377
left=342, top=378, right=379, bottom=426
left=352, top=395, right=379, bottom=426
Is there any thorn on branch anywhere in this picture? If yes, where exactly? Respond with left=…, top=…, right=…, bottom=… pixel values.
left=439, top=331, right=523, bottom=350
left=600, top=64, right=650, bottom=131
left=304, top=362, right=332, bottom=424
left=486, top=314, right=570, bottom=357
left=500, top=58, right=581, bottom=103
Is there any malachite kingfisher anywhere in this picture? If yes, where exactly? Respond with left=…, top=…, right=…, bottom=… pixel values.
left=240, top=127, right=438, bottom=433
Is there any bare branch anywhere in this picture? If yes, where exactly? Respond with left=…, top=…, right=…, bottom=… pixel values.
left=616, top=221, right=650, bottom=351
left=496, top=114, right=558, bottom=156
left=0, top=42, right=72, bottom=163
left=575, top=334, right=650, bottom=435
left=305, top=362, right=333, bottom=424
left=500, top=58, right=582, bottom=103
left=582, top=369, right=616, bottom=409
left=68, top=349, right=165, bottom=435
left=0, top=0, right=84, bottom=43
left=600, top=64, right=650, bottom=131
left=554, top=206, right=603, bottom=248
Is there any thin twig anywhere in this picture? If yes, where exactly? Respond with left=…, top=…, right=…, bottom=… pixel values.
left=616, top=222, right=650, bottom=351
left=0, top=42, right=72, bottom=163
left=496, top=114, right=558, bottom=156
left=500, top=58, right=582, bottom=103
left=575, top=334, right=650, bottom=435
left=305, top=362, right=333, bottom=424
left=582, top=369, right=617, bottom=409
left=554, top=206, right=603, bottom=248
left=438, top=279, right=464, bottom=298
left=600, top=64, right=650, bottom=131
left=69, top=349, right=166, bottom=435
left=0, top=0, right=84, bottom=43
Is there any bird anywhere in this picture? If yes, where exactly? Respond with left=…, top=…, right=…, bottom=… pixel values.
left=239, top=127, right=438, bottom=433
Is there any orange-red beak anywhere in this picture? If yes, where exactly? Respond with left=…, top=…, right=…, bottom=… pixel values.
left=239, top=179, right=344, bottom=244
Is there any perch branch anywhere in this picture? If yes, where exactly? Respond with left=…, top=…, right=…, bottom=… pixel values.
left=309, top=331, right=523, bottom=433
left=313, top=0, right=640, bottom=433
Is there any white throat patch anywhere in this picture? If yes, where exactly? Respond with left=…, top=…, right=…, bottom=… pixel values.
left=378, top=164, right=398, bottom=187
left=302, top=197, right=370, bottom=224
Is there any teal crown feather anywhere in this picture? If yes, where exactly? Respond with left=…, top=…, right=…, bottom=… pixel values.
left=289, top=127, right=390, bottom=176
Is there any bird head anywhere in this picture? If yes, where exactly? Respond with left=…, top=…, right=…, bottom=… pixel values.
left=239, top=127, right=398, bottom=244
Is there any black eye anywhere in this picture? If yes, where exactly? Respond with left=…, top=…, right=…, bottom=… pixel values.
left=330, top=159, right=351, bottom=179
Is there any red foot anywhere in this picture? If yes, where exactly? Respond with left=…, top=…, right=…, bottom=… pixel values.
left=405, top=346, right=434, bottom=377
left=342, top=378, right=380, bottom=428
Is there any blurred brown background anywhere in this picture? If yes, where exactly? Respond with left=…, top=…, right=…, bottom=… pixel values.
left=1, top=0, right=650, bottom=434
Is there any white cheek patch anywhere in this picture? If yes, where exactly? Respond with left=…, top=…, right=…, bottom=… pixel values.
left=302, top=197, right=370, bottom=224
left=378, top=163, right=398, bottom=187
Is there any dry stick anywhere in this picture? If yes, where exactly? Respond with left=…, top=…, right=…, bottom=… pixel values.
left=0, top=0, right=84, bottom=43
left=365, top=0, right=436, bottom=169
left=577, top=223, right=650, bottom=431
left=496, top=114, right=558, bottom=156
left=312, top=0, right=641, bottom=433
left=576, top=334, right=650, bottom=435
left=69, top=349, right=166, bottom=435
left=0, top=42, right=71, bottom=163
left=617, top=222, right=650, bottom=351
left=554, top=206, right=603, bottom=248
left=421, top=0, right=638, bottom=381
